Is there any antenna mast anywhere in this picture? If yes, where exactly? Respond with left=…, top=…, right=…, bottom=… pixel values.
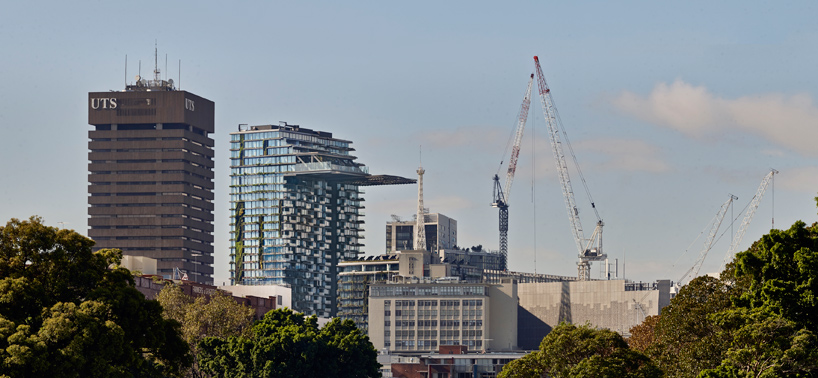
left=153, top=40, right=161, bottom=82
left=415, top=147, right=426, bottom=250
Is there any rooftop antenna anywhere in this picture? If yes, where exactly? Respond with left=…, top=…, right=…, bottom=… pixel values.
left=415, top=145, right=426, bottom=251
left=125, top=55, right=128, bottom=87
left=178, top=59, right=181, bottom=90
left=139, top=60, right=142, bottom=79
left=153, top=40, right=161, bottom=82
left=165, top=53, right=168, bottom=82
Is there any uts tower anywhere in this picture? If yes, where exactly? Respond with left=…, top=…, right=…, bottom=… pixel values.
left=88, top=76, right=215, bottom=284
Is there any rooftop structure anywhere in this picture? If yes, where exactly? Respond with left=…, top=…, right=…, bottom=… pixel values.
left=386, top=213, right=458, bottom=253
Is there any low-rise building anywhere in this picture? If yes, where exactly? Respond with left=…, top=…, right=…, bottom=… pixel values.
left=383, top=345, right=526, bottom=378
left=134, top=275, right=283, bottom=319
left=368, top=279, right=518, bottom=354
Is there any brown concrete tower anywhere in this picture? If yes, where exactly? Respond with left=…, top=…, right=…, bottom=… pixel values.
left=87, top=75, right=215, bottom=284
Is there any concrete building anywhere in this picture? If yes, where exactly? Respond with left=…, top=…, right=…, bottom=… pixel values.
left=229, top=123, right=412, bottom=317
left=339, top=249, right=493, bottom=333
left=387, top=213, right=457, bottom=252
left=517, top=279, right=671, bottom=349
left=88, top=76, right=215, bottom=284
left=368, top=279, right=518, bottom=354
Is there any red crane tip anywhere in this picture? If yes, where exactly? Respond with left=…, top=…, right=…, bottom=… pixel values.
left=534, top=55, right=539, bottom=60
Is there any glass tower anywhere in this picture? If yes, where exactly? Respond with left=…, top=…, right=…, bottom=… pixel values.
left=230, top=123, right=371, bottom=317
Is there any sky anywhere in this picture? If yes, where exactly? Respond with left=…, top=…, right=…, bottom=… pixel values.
left=2, top=1, right=817, bottom=286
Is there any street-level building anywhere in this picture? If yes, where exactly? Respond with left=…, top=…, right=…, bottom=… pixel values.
left=88, top=77, right=215, bottom=284
left=229, top=123, right=412, bottom=317
left=382, top=345, right=527, bottom=378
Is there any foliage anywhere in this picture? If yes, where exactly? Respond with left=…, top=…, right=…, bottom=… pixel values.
left=635, top=196, right=818, bottom=378
left=732, top=220, right=818, bottom=334
left=499, top=323, right=661, bottom=378
left=646, top=275, right=735, bottom=378
left=497, top=352, right=545, bottom=378
left=627, top=315, right=659, bottom=353
left=0, top=216, right=191, bottom=377
left=155, top=284, right=255, bottom=377
left=198, top=308, right=380, bottom=378
left=698, top=308, right=818, bottom=377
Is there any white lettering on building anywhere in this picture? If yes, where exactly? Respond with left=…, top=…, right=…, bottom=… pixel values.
left=90, top=98, right=118, bottom=110
left=185, top=98, right=195, bottom=111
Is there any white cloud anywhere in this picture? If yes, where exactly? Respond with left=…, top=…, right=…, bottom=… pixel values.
left=613, top=80, right=818, bottom=156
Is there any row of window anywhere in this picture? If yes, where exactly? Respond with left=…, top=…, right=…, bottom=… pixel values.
left=232, top=147, right=292, bottom=158
left=371, top=285, right=487, bottom=297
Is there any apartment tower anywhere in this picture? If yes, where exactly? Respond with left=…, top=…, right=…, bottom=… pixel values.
left=229, top=123, right=412, bottom=317
left=87, top=76, right=215, bottom=284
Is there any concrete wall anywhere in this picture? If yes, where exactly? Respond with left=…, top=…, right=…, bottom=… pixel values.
left=488, top=279, right=518, bottom=351
left=517, top=279, right=670, bottom=350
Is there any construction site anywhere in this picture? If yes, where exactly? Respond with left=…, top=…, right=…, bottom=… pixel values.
left=342, top=56, right=782, bottom=355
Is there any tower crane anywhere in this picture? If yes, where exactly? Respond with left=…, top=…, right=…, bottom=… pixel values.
left=534, top=56, right=604, bottom=281
left=492, top=73, right=534, bottom=270
left=721, top=169, right=778, bottom=270
left=676, top=194, right=736, bottom=290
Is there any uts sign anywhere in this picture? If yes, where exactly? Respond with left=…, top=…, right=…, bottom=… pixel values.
left=90, top=98, right=117, bottom=109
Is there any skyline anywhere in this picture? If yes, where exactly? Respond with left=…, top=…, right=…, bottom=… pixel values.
left=2, top=1, right=818, bottom=286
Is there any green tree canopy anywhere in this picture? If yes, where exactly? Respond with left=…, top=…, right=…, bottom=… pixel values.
left=0, top=216, right=191, bottom=377
left=499, top=323, right=662, bottom=378
left=198, top=308, right=380, bottom=378
left=641, top=275, right=735, bottom=378
left=155, top=284, right=255, bottom=377
left=631, top=196, right=818, bottom=378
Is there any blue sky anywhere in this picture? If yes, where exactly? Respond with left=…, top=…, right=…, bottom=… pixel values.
left=2, top=1, right=817, bottom=285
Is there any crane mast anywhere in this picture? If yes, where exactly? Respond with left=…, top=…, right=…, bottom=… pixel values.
left=722, top=169, right=777, bottom=269
left=492, top=73, right=534, bottom=270
left=534, top=56, right=604, bottom=281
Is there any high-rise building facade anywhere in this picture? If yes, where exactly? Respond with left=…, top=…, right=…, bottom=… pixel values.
left=88, top=77, right=215, bottom=284
left=229, top=123, right=412, bottom=317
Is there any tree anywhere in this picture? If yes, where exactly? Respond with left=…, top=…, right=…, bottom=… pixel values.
left=645, top=275, right=735, bottom=378
left=732, top=220, right=818, bottom=334
left=499, top=323, right=661, bottom=378
left=697, top=308, right=818, bottom=377
left=633, top=196, right=818, bottom=378
left=628, top=315, right=660, bottom=353
left=198, top=308, right=380, bottom=378
left=155, top=284, right=255, bottom=377
left=0, top=216, right=191, bottom=377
